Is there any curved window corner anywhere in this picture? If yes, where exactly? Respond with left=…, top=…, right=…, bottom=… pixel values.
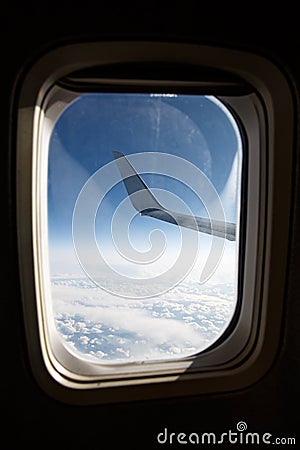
left=16, top=42, right=295, bottom=404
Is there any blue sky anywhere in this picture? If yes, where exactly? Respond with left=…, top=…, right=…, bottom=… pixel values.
left=47, top=93, right=241, bottom=285
left=48, top=94, right=240, bottom=234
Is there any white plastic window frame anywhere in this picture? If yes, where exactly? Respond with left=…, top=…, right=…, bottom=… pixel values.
left=16, top=42, right=294, bottom=404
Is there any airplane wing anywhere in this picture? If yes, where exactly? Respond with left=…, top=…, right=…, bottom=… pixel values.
left=112, top=151, right=236, bottom=241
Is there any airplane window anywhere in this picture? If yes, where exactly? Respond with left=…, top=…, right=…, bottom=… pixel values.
left=17, top=42, right=294, bottom=401
left=47, top=92, right=242, bottom=364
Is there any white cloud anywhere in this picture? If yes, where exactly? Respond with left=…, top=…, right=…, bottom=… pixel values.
left=52, top=274, right=236, bottom=363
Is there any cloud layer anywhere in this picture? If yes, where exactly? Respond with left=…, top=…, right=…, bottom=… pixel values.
left=52, top=275, right=236, bottom=363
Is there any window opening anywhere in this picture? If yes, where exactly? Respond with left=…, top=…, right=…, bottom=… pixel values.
left=47, top=92, right=242, bottom=364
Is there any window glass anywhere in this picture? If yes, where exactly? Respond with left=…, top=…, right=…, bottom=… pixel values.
left=48, top=93, right=242, bottom=364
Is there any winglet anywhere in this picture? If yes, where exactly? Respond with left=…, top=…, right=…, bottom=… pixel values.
left=112, top=151, right=163, bottom=212
left=112, top=151, right=236, bottom=241
left=112, top=150, right=124, bottom=160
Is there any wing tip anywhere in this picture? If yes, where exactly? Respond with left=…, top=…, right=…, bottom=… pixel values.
left=112, top=150, right=124, bottom=160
